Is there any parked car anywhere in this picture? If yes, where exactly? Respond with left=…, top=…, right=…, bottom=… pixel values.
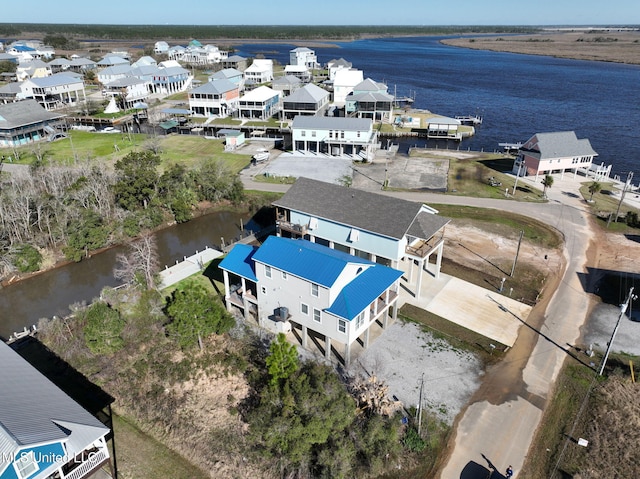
left=100, top=127, right=121, bottom=134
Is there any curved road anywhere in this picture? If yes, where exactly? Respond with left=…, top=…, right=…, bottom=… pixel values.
left=242, top=172, right=595, bottom=478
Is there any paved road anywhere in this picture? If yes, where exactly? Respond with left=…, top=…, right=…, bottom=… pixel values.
left=240, top=170, right=596, bottom=479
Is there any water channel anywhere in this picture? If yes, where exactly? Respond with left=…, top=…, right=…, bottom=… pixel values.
left=0, top=209, right=256, bottom=339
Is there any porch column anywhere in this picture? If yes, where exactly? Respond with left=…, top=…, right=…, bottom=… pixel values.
left=435, top=242, right=444, bottom=279
left=344, top=341, right=351, bottom=367
left=364, top=327, right=370, bottom=348
left=302, top=325, right=308, bottom=349
left=370, top=253, right=377, bottom=263
left=223, top=271, right=231, bottom=311
left=416, top=259, right=424, bottom=300
left=325, top=336, right=331, bottom=360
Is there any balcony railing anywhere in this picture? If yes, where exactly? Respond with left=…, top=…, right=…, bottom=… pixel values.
left=63, top=449, right=109, bottom=479
left=276, top=220, right=308, bottom=237
left=405, top=236, right=443, bottom=259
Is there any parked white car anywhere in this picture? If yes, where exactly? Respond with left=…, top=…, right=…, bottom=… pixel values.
left=100, top=127, right=121, bottom=133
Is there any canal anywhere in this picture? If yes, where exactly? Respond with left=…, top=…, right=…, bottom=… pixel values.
left=0, top=209, right=256, bottom=339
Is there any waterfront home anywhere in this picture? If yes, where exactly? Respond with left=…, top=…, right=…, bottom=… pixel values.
left=243, top=59, right=273, bottom=86
left=102, top=77, right=150, bottom=109
left=291, top=115, right=377, bottom=159
left=219, top=235, right=403, bottom=366
left=289, top=47, right=319, bottom=70
left=345, top=78, right=394, bottom=122
left=272, top=177, right=450, bottom=300
left=188, top=79, right=240, bottom=118
left=221, top=55, right=248, bottom=71
left=237, top=86, right=280, bottom=120
left=512, top=131, right=601, bottom=180
left=281, top=83, right=330, bottom=119
left=332, top=69, right=364, bottom=105
left=20, top=73, right=87, bottom=111
left=283, top=64, right=311, bottom=83
left=0, top=340, right=113, bottom=479
left=326, top=58, right=352, bottom=81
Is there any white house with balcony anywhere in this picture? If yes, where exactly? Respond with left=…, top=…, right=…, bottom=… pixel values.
left=289, top=47, right=319, bottom=70
left=21, top=73, right=87, bottom=111
left=0, top=340, right=114, bottom=479
left=291, top=115, right=377, bottom=159
left=332, top=68, right=363, bottom=105
left=272, top=177, right=450, bottom=301
left=238, top=85, right=280, bottom=120
left=243, top=59, right=273, bottom=85
left=512, top=131, right=602, bottom=181
left=102, top=77, right=150, bottom=109
left=219, top=235, right=403, bottom=366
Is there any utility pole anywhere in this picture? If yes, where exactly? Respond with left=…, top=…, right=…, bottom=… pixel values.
left=417, top=373, right=424, bottom=436
left=512, top=159, right=523, bottom=195
left=608, top=171, right=634, bottom=228
left=510, top=230, right=524, bottom=277
left=599, top=287, right=636, bottom=375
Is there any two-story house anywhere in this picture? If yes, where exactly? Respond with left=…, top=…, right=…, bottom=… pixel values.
left=102, top=77, right=150, bottom=110
left=272, top=177, right=450, bottom=300
left=281, top=83, right=330, bottom=119
left=219, top=235, right=403, bottom=366
left=243, top=59, right=273, bottom=86
left=345, top=78, right=394, bottom=122
left=0, top=340, right=113, bottom=479
left=209, top=68, right=244, bottom=91
left=0, top=100, right=65, bottom=147
left=237, top=86, right=280, bottom=120
left=188, top=79, right=239, bottom=118
left=291, top=115, right=377, bottom=159
left=332, top=69, right=364, bottom=105
left=326, top=58, right=352, bottom=81
left=272, top=75, right=302, bottom=97
left=20, top=73, right=86, bottom=111
left=221, top=55, right=248, bottom=71
left=512, top=131, right=601, bottom=181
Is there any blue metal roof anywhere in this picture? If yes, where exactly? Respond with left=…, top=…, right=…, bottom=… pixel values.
left=218, top=244, right=258, bottom=282
left=327, top=264, right=403, bottom=320
left=253, top=237, right=371, bottom=287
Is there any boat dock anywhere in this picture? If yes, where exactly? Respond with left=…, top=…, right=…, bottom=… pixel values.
left=455, top=115, right=483, bottom=125
left=499, top=142, right=523, bottom=153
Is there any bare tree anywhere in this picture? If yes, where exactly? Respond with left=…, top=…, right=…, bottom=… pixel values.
left=114, top=233, right=160, bottom=290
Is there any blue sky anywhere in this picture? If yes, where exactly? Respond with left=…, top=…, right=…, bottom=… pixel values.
left=5, top=0, right=639, bottom=26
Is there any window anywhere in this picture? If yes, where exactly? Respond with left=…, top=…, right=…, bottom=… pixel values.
left=357, top=131, right=361, bottom=138
left=14, top=451, right=39, bottom=479
left=340, top=131, right=345, bottom=139
left=301, top=130, right=306, bottom=137
left=311, top=130, right=316, bottom=137
left=355, top=312, right=365, bottom=329
left=261, top=286, right=267, bottom=295
left=338, top=319, right=346, bottom=333
left=282, top=271, right=288, bottom=280
left=311, top=283, right=319, bottom=297
left=265, top=265, right=272, bottom=278
left=313, top=308, right=321, bottom=323
left=301, top=303, right=309, bottom=315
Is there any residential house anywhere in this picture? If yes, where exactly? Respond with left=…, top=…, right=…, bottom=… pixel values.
left=219, top=235, right=403, bottom=366
left=512, top=131, right=602, bottom=180
left=188, top=79, right=239, bottom=118
left=289, top=47, right=319, bottom=69
left=332, top=69, right=364, bottom=105
left=222, top=55, right=248, bottom=71
left=7, top=40, right=54, bottom=60
left=152, top=62, right=192, bottom=95
left=327, top=58, right=352, bottom=81
left=96, top=55, right=129, bottom=67
left=167, top=45, right=186, bottom=61
left=291, top=115, right=377, bottom=159
left=47, top=58, right=72, bottom=74
left=237, top=85, right=279, bottom=120
left=345, top=78, right=394, bottom=122
left=102, top=77, right=150, bottom=109
left=272, top=177, right=450, bottom=299
left=272, top=75, right=302, bottom=97
left=21, top=73, right=87, bottom=111
left=282, top=83, right=330, bottom=119
left=68, top=57, right=97, bottom=74
left=96, top=64, right=133, bottom=86
left=132, top=56, right=157, bottom=68
left=209, top=68, right=244, bottom=90
left=0, top=100, right=65, bottom=147
left=243, top=59, right=273, bottom=86
left=0, top=340, right=113, bottom=479
left=0, top=82, right=24, bottom=103
left=16, top=60, right=51, bottom=81
left=153, top=41, right=169, bottom=54
left=283, top=64, right=311, bottom=83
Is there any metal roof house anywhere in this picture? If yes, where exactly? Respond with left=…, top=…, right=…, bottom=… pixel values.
left=512, top=131, right=603, bottom=180
left=0, top=340, right=113, bottom=479
left=281, top=83, right=330, bottom=119
left=272, top=177, right=450, bottom=300
left=0, top=100, right=65, bottom=148
left=219, top=236, right=403, bottom=366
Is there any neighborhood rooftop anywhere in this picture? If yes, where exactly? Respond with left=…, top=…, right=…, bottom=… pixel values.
left=272, top=177, right=450, bottom=240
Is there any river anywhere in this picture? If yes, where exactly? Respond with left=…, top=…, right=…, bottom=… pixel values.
left=0, top=210, right=255, bottom=339
left=236, top=35, right=640, bottom=179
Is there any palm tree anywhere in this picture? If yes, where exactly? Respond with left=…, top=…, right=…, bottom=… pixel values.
left=542, top=175, right=554, bottom=198
left=588, top=181, right=602, bottom=202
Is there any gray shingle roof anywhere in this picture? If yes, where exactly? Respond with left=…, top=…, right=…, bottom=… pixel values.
left=273, top=177, right=449, bottom=240
left=525, top=131, right=598, bottom=159
left=0, top=100, right=64, bottom=129
left=284, top=83, right=329, bottom=103
left=0, top=341, right=108, bottom=462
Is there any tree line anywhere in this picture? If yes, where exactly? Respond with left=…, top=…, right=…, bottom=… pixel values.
left=0, top=151, right=243, bottom=277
